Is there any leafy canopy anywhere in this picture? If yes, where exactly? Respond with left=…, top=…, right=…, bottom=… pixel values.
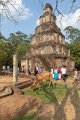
left=65, top=26, right=80, bottom=69
left=64, top=26, right=80, bottom=43
left=0, top=31, right=31, bottom=68
left=7, top=31, right=30, bottom=57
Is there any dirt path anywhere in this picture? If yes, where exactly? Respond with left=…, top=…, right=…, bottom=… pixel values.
left=0, top=75, right=30, bottom=89
left=0, top=94, right=41, bottom=120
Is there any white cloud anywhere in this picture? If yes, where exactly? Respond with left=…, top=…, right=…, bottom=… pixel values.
left=0, top=0, right=32, bottom=20
left=36, top=19, right=40, bottom=26
left=56, top=9, right=80, bottom=31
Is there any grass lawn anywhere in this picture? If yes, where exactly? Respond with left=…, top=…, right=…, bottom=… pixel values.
left=68, top=75, right=74, bottom=80
left=23, top=82, right=68, bottom=103
left=13, top=112, right=38, bottom=120
left=13, top=80, right=80, bottom=120
left=13, top=82, right=68, bottom=120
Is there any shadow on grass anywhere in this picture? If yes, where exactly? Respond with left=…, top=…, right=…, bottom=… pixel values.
left=13, top=82, right=80, bottom=120
left=53, top=85, right=80, bottom=120
left=13, top=112, right=38, bottom=120
left=35, top=82, right=67, bottom=103
left=36, top=83, right=58, bottom=103
left=30, top=82, right=80, bottom=120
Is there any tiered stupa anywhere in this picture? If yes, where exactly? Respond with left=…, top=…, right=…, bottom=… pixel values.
left=21, top=3, right=74, bottom=72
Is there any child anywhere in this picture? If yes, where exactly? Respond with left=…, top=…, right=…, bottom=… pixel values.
left=73, top=69, right=79, bottom=85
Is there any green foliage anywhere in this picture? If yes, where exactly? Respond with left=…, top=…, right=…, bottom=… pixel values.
left=0, top=32, right=6, bottom=40
left=7, top=31, right=30, bottom=61
left=7, top=31, right=30, bottom=52
left=64, top=26, right=80, bottom=68
left=0, top=39, right=12, bottom=68
left=69, top=41, right=80, bottom=65
left=24, top=83, right=68, bottom=103
left=16, top=43, right=29, bottom=59
left=0, top=32, right=31, bottom=68
left=64, top=26, right=80, bottom=43
left=13, top=112, right=38, bottom=120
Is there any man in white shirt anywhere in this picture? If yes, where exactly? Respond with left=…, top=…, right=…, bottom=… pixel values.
left=61, top=66, right=67, bottom=82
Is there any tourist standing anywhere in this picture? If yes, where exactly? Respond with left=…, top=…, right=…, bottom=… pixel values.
left=51, top=67, right=54, bottom=78
left=2, top=65, right=7, bottom=76
left=73, top=69, right=79, bottom=85
left=57, top=67, right=62, bottom=80
left=61, top=66, right=67, bottom=83
left=21, top=66, right=25, bottom=73
left=28, top=66, right=31, bottom=75
left=34, top=65, right=39, bottom=76
left=54, top=67, right=58, bottom=80
left=39, top=67, right=43, bottom=74
left=7, top=66, right=10, bottom=73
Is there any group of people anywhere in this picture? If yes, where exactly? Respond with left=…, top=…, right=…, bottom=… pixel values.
left=51, top=66, right=67, bottom=83
left=51, top=66, right=80, bottom=85
left=2, top=65, right=13, bottom=73
left=30, top=65, right=67, bottom=83
left=2, top=64, right=80, bottom=85
left=4, top=64, right=79, bottom=86
left=34, top=65, right=67, bottom=83
left=21, top=65, right=43, bottom=76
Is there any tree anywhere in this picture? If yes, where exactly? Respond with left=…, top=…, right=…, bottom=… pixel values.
left=0, top=31, right=31, bottom=68
left=7, top=31, right=30, bottom=59
left=69, top=40, right=80, bottom=70
left=0, top=39, right=12, bottom=68
left=64, top=26, right=80, bottom=69
left=0, top=32, right=6, bottom=40
left=64, top=26, right=80, bottom=43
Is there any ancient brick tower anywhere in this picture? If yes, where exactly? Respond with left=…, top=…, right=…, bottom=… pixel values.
left=21, top=3, right=74, bottom=72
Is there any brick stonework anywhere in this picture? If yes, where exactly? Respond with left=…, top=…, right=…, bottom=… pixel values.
left=21, top=3, right=74, bottom=73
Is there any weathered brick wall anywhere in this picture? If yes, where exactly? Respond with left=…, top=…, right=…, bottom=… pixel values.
left=21, top=3, right=75, bottom=72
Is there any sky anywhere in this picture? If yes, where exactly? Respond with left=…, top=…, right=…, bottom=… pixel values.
left=0, top=0, right=80, bottom=38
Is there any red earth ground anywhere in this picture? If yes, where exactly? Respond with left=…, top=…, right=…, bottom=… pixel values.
left=0, top=75, right=80, bottom=120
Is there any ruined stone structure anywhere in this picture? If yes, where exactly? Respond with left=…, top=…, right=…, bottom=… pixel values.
left=21, top=3, right=74, bottom=73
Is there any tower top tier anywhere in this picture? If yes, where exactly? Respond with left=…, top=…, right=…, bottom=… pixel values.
left=39, top=3, right=56, bottom=25
left=44, top=3, right=53, bottom=14
left=35, top=3, right=58, bottom=33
